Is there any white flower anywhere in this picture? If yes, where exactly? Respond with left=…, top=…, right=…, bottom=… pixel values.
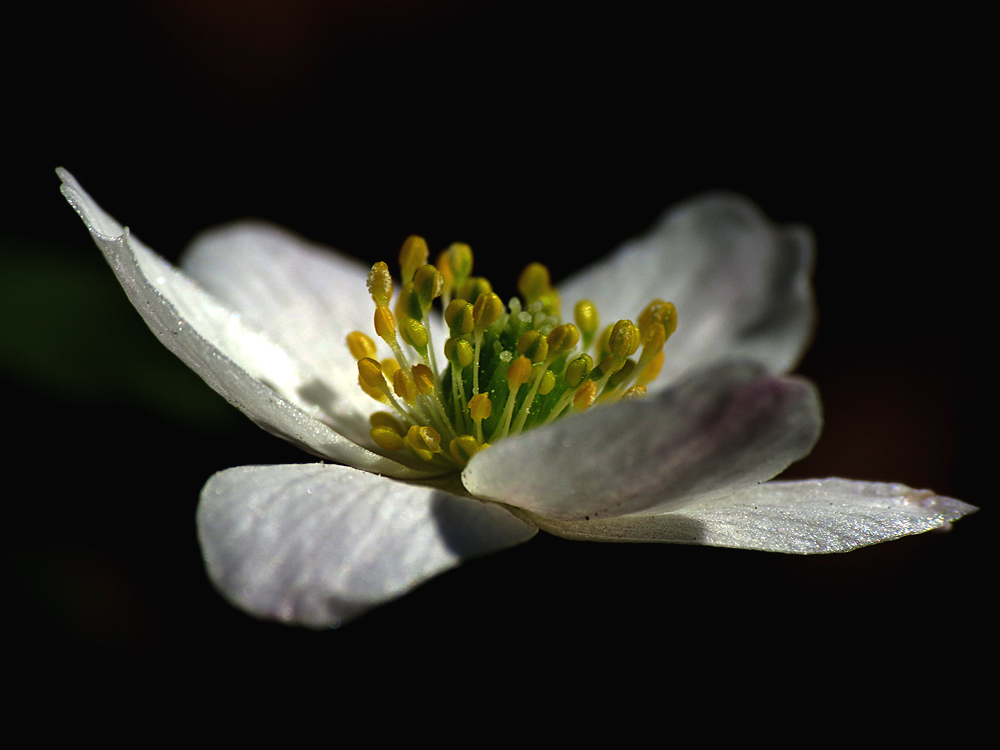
left=58, top=168, right=977, bottom=628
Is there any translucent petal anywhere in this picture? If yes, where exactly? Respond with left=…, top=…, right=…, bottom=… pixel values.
left=531, top=478, right=978, bottom=553
left=462, top=361, right=821, bottom=521
left=559, top=193, right=814, bottom=390
left=58, top=169, right=431, bottom=478
left=197, top=463, right=538, bottom=627
left=181, top=222, right=448, bottom=440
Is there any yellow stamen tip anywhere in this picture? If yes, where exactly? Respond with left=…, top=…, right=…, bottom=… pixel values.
left=574, top=380, right=597, bottom=411
left=413, top=264, right=443, bottom=308
left=517, top=262, right=551, bottom=303
left=516, top=330, right=548, bottom=363
left=546, top=323, right=579, bottom=356
left=449, top=434, right=481, bottom=465
left=609, top=319, right=641, bottom=357
left=412, top=363, right=435, bottom=395
left=374, top=304, right=397, bottom=342
left=369, top=411, right=405, bottom=434
left=469, top=392, right=492, bottom=422
left=367, top=262, right=393, bottom=306
left=637, top=351, right=664, bottom=386
left=565, top=353, right=594, bottom=388
left=456, top=276, right=493, bottom=305
left=399, top=235, right=429, bottom=284
left=445, top=337, right=474, bottom=368
left=399, top=316, right=429, bottom=351
left=445, top=299, right=475, bottom=336
left=346, top=331, right=377, bottom=360
left=393, top=368, right=417, bottom=403
left=406, top=424, right=441, bottom=459
left=574, top=299, right=599, bottom=344
left=370, top=426, right=404, bottom=452
left=621, top=385, right=647, bottom=401
left=473, top=292, right=504, bottom=330
left=357, top=357, right=386, bottom=392
left=507, top=355, right=532, bottom=389
left=538, top=369, right=556, bottom=395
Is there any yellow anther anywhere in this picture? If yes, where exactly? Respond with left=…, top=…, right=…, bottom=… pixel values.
left=380, top=357, right=401, bottom=381
left=359, top=376, right=388, bottom=403
left=574, top=380, right=597, bottom=411
left=346, top=331, right=377, bottom=360
left=444, top=336, right=474, bottom=368
left=608, top=358, right=636, bottom=388
left=596, top=354, right=627, bottom=378
left=539, top=369, right=556, bottom=395
left=374, top=304, right=397, bottom=343
left=507, top=355, right=533, bottom=389
left=642, top=322, right=667, bottom=356
left=399, top=316, right=429, bottom=351
left=445, top=299, right=475, bottom=336
left=399, top=235, right=429, bottom=284
left=621, top=385, right=647, bottom=401
left=412, top=363, right=435, bottom=395
left=517, top=262, right=551, bottom=304
left=396, top=282, right=424, bottom=322
left=393, top=368, right=418, bottom=403
left=442, top=242, right=473, bottom=289
left=370, top=426, right=404, bottom=451
left=517, top=330, right=548, bottom=363
left=637, top=350, right=664, bottom=386
left=413, top=264, right=443, bottom=309
left=469, top=393, right=492, bottom=422
left=546, top=324, right=580, bottom=356
left=472, top=292, right=503, bottom=330
left=565, top=353, right=594, bottom=388
left=449, top=435, right=481, bottom=466
left=369, top=411, right=405, bottom=435
left=456, top=276, right=493, bottom=305
left=574, top=299, right=600, bottom=349
left=357, top=357, right=387, bottom=393
left=609, top=320, right=641, bottom=357
left=406, top=424, right=441, bottom=461
left=638, top=300, right=678, bottom=339
left=367, top=262, right=393, bottom=306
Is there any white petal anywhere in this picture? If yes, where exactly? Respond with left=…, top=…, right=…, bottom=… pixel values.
left=559, top=193, right=814, bottom=389
left=58, top=168, right=430, bottom=478
left=531, top=478, right=978, bottom=553
left=181, top=222, right=449, bottom=442
left=463, top=361, right=821, bottom=521
left=197, top=463, right=537, bottom=626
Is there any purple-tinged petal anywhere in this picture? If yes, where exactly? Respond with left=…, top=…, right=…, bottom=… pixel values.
left=463, top=361, right=821, bottom=521
left=559, top=193, right=814, bottom=390
left=531, top=478, right=978, bottom=553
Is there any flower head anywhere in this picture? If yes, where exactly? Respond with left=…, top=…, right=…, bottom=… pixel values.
left=58, top=168, right=977, bottom=627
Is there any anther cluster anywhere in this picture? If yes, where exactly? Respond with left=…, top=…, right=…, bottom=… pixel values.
left=348, top=236, right=677, bottom=468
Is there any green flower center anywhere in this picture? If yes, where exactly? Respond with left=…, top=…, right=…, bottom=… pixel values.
left=348, top=235, right=677, bottom=468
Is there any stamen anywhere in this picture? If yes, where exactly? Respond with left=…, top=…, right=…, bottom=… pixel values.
left=399, top=236, right=429, bottom=284
left=352, top=243, right=676, bottom=463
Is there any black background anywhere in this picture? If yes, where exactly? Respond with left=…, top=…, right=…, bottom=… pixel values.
left=3, top=2, right=986, bottom=692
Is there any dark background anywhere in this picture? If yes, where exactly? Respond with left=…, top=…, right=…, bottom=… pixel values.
left=3, top=2, right=985, bottom=686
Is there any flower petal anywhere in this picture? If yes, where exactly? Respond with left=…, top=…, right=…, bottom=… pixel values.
left=58, top=168, right=431, bottom=478
left=559, top=193, right=814, bottom=389
left=181, top=222, right=449, bottom=439
left=197, top=463, right=538, bottom=626
left=530, top=478, right=978, bottom=553
left=462, top=361, right=821, bottom=521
